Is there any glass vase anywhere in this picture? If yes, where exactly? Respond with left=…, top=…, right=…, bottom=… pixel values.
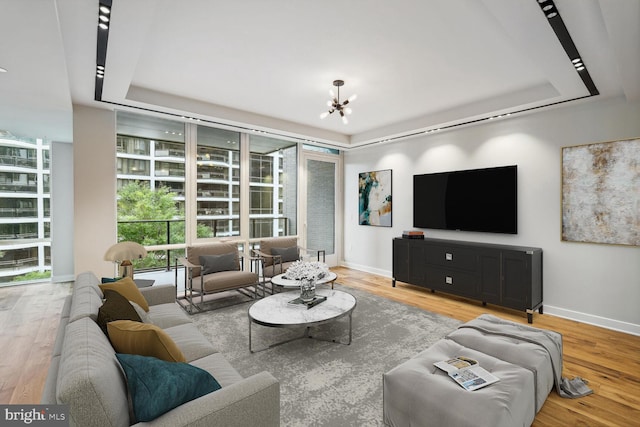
left=299, top=278, right=316, bottom=302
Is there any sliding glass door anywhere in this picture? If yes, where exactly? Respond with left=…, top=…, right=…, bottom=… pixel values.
left=301, top=151, right=341, bottom=267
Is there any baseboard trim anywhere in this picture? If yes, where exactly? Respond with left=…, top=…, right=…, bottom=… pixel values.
left=52, top=274, right=75, bottom=283
left=340, top=261, right=391, bottom=280
left=339, top=261, right=640, bottom=337
left=543, top=305, right=640, bottom=336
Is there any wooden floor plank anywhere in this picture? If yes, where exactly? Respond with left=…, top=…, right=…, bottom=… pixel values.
left=1, top=268, right=638, bottom=427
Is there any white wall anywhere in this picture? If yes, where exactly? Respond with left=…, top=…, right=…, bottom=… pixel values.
left=343, top=96, right=640, bottom=335
left=73, top=105, right=117, bottom=277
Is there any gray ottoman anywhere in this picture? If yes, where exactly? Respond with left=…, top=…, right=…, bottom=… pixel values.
left=383, top=339, right=536, bottom=427
left=447, top=318, right=560, bottom=413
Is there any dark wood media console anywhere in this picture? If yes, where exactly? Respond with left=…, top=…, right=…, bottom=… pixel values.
left=393, top=237, right=543, bottom=323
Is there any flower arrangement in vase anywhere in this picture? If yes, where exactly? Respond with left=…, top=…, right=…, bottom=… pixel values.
left=285, top=261, right=329, bottom=301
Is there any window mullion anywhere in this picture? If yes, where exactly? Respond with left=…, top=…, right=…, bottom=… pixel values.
left=184, top=123, right=197, bottom=245
left=239, top=132, right=250, bottom=243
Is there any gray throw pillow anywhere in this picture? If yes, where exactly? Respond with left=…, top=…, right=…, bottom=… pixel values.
left=271, top=246, right=300, bottom=263
left=199, top=253, right=238, bottom=275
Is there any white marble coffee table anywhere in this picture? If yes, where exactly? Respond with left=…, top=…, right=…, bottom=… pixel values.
left=270, top=271, right=338, bottom=290
left=248, top=288, right=356, bottom=353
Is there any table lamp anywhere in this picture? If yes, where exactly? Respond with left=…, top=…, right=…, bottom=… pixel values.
left=104, top=241, right=147, bottom=278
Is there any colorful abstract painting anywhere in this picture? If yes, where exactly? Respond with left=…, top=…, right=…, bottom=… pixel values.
left=359, top=169, right=392, bottom=226
left=562, top=138, right=640, bottom=246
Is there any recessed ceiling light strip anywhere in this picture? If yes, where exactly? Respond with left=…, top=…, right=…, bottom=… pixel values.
left=95, top=0, right=112, bottom=101
left=355, top=94, right=595, bottom=150
left=536, top=0, right=598, bottom=96
left=93, top=1, right=600, bottom=150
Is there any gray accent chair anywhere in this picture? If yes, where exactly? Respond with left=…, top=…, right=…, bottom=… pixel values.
left=252, top=237, right=325, bottom=292
left=177, top=242, right=259, bottom=312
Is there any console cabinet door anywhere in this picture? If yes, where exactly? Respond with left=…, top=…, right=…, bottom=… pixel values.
left=393, top=239, right=409, bottom=283
left=501, top=251, right=532, bottom=310
left=479, top=250, right=501, bottom=305
left=408, top=240, right=426, bottom=286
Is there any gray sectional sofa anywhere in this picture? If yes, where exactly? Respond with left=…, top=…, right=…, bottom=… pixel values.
left=42, top=272, right=280, bottom=427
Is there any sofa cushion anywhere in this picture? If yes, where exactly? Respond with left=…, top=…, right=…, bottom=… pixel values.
left=147, top=303, right=192, bottom=329
left=189, top=352, right=244, bottom=387
left=75, top=271, right=104, bottom=298
left=116, top=353, right=221, bottom=423
left=270, top=246, right=300, bottom=263
left=99, top=277, right=150, bottom=312
left=107, top=320, right=186, bottom=362
left=130, top=301, right=151, bottom=323
left=200, top=253, right=239, bottom=275
left=56, top=317, right=130, bottom=427
left=97, top=290, right=142, bottom=335
left=163, top=323, right=218, bottom=362
left=68, top=286, right=103, bottom=323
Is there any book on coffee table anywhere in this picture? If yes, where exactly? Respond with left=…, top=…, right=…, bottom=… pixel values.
left=288, top=295, right=327, bottom=309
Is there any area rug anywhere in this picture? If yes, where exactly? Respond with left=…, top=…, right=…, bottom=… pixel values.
left=191, top=284, right=461, bottom=427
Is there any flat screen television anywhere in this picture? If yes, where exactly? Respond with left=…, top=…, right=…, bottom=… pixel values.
left=413, top=165, right=517, bottom=234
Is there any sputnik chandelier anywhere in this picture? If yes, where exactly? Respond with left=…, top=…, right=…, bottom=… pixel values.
left=320, top=79, right=357, bottom=124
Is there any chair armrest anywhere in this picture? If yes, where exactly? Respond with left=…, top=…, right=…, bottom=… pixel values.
left=251, top=249, right=279, bottom=260
left=139, top=371, right=280, bottom=427
left=178, top=256, right=200, bottom=269
left=139, top=284, right=176, bottom=306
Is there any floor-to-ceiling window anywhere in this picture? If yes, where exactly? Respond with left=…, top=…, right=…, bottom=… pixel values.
left=249, top=135, right=297, bottom=238
left=0, top=137, right=51, bottom=285
left=195, top=125, right=241, bottom=238
left=115, top=111, right=341, bottom=271
left=116, top=112, right=186, bottom=270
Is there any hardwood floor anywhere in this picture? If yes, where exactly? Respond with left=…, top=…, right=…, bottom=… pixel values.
left=0, top=280, right=71, bottom=404
left=1, top=267, right=638, bottom=427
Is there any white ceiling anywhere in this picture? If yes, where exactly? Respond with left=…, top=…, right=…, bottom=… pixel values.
left=0, top=0, right=638, bottom=147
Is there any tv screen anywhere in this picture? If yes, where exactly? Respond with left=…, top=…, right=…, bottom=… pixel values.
left=413, top=165, right=517, bottom=234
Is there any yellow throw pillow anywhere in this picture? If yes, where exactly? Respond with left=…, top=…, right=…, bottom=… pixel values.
left=107, top=320, right=186, bottom=363
left=99, top=277, right=150, bottom=312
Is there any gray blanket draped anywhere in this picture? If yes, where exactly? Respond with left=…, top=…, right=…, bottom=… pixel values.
left=457, top=314, right=593, bottom=399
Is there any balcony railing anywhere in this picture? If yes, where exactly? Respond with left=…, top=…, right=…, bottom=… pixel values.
left=0, top=256, right=39, bottom=271
left=118, top=216, right=292, bottom=271
left=0, top=207, right=38, bottom=217
left=0, top=183, right=38, bottom=193
left=0, top=155, right=37, bottom=168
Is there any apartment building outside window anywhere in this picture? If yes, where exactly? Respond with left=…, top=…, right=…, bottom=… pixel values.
left=0, top=137, right=51, bottom=285
left=249, top=135, right=297, bottom=238
left=195, top=124, right=240, bottom=238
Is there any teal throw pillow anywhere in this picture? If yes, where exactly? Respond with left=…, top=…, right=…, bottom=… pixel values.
left=116, top=353, right=221, bottom=422
left=271, top=246, right=299, bottom=263
left=101, top=277, right=120, bottom=283
left=199, top=253, right=238, bottom=275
